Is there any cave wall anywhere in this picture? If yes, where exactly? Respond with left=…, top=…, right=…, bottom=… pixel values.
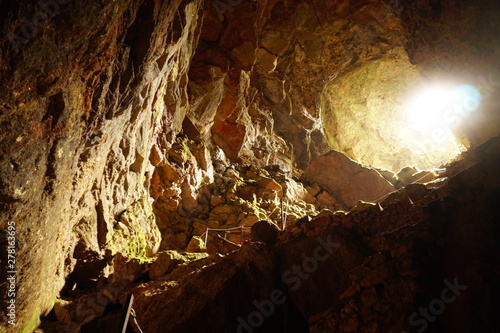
left=0, top=0, right=202, bottom=330
left=0, top=0, right=499, bottom=331
left=188, top=0, right=500, bottom=171
left=103, top=137, right=500, bottom=333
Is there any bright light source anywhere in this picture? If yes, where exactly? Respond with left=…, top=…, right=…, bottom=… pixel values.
left=408, top=85, right=459, bottom=134
left=401, top=82, right=481, bottom=168
left=407, top=84, right=482, bottom=134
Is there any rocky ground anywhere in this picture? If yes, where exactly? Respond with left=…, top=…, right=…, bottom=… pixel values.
left=0, top=0, right=499, bottom=332
left=36, top=136, right=500, bottom=333
left=147, top=130, right=430, bottom=251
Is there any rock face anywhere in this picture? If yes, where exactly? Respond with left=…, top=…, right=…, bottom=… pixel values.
left=250, top=220, right=280, bottom=246
left=188, top=0, right=500, bottom=171
left=41, top=136, right=499, bottom=333
left=169, top=137, right=498, bottom=333
left=130, top=242, right=281, bottom=333
left=0, top=0, right=203, bottom=330
left=0, top=0, right=499, bottom=332
left=319, top=47, right=461, bottom=171
left=303, top=150, right=396, bottom=208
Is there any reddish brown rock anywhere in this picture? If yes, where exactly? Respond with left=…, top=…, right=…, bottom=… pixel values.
left=1, top=0, right=500, bottom=331
left=186, top=236, right=205, bottom=252
left=205, top=234, right=240, bottom=255
left=257, top=177, right=282, bottom=191
left=303, top=151, right=395, bottom=208
left=130, top=242, right=280, bottom=333
left=149, top=251, right=185, bottom=280
left=250, top=220, right=280, bottom=246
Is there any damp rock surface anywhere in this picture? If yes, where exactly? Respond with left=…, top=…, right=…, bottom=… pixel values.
left=0, top=0, right=499, bottom=332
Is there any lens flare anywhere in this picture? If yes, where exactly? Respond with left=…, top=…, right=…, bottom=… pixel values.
left=407, top=83, right=481, bottom=134
left=402, top=83, right=480, bottom=168
left=453, top=84, right=481, bottom=112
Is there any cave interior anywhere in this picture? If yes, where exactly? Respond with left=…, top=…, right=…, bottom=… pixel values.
left=0, top=0, right=499, bottom=332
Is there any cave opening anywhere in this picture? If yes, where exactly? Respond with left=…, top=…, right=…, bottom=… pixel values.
left=320, top=47, right=476, bottom=172
left=0, top=0, right=499, bottom=332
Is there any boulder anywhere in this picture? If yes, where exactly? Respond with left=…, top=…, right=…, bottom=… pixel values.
left=257, top=177, right=282, bottom=191
left=350, top=200, right=378, bottom=213
left=206, top=234, right=241, bottom=255
left=149, top=251, right=185, bottom=280
left=250, top=220, right=280, bottom=246
left=303, top=151, right=395, bottom=208
left=111, top=253, right=147, bottom=284
left=186, top=236, right=205, bottom=252
left=130, top=243, right=279, bottom=333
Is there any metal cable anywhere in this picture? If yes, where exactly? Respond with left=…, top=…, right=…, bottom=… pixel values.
left=130, top=308, right=145, bottom=333
left=204, top=226, right=250, bottom=246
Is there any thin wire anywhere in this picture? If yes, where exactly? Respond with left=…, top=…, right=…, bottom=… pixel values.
left=373, top=168, right=446, bottom=204
left=203, top=226, right=251, bottom=247
left=205, top=226, right=251, bottom=232
left=281, top=197, right=288, bottom=230
left=130, top=308, right=145, bottom=333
